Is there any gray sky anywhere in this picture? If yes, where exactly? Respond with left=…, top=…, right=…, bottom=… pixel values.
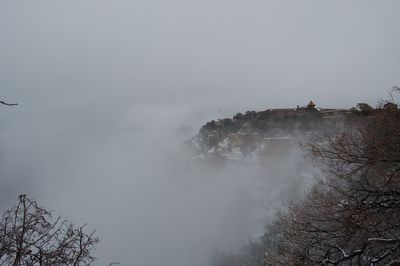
left=1, top=1, right=400, bottom=265
left=1, top=0, right=400, bottom=111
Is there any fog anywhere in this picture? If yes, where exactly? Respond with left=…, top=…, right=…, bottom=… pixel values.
left=1, top=1, right=400, bottom=265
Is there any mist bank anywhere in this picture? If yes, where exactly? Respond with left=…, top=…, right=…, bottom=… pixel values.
left=0, top=98, right=325, bottom=266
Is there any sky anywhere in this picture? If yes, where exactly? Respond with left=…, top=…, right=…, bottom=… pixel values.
left=1, top=1, right=400, bottom=265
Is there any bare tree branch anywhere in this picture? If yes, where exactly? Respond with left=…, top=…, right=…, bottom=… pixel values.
left=0, top=195, right=99, bottom=265
left=0, top=101, right=18, bottom=106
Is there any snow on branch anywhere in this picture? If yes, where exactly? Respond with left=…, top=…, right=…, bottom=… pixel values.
left=368, top=238, right=399, bottom=243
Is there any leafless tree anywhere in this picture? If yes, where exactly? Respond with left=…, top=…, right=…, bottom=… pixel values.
left=267, top=97, right=400, bottom=265
left=0, top=194, right=99, bottom=265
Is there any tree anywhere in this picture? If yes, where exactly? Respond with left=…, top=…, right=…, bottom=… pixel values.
left=350, top=102, right=374, bottom=116
left=267, top=97, right=400, bottom=265
left=0, top=194, right=99, bottom=265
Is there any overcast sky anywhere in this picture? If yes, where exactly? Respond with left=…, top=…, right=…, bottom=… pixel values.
left=1, top=0, right=400, bottom=112
left=1, top=1, right=400, bottom=265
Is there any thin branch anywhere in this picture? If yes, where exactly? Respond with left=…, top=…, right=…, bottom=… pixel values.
left=0, top=101, right=18, bottom=106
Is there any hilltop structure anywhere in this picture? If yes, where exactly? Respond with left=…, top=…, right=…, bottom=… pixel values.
left=307, top=100, right=315, bottom=109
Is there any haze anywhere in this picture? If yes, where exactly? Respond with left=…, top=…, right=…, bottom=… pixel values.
left=0, top=1, right=399, bottom=265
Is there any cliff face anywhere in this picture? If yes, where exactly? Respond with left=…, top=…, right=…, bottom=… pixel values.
left=186, top=103, right=353, bottom=160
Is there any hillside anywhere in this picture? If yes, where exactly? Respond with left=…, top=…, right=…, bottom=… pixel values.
left=186, top=101, right=356, bottom=160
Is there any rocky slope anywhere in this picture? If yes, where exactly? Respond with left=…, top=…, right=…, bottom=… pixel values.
left=186, top=101, right=353, bottom=160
